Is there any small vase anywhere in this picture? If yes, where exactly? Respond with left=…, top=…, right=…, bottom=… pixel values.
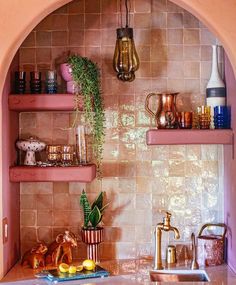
left=81, top=227, right=103, bottom=263
left=206, top=45, right=226, bottom=128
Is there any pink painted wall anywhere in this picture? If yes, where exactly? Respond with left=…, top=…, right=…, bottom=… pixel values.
left=2, top=55, right=20, bottom=274
left=224, top=55, right=236, bottom=272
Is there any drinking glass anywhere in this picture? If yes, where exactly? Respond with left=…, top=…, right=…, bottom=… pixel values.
left=45, top=70, right=57, bottom=94
left=196, top=106, right=211, bottom=129
left=61, top=145, right=74, bottom=166
left=14, top=71, right=26, bottom=94
left=30, top=71, right=42, bottom=94
left=176, top=112, right=192, bottom=129
left=75, top=125, right=87, bottom=164
left=214, top=106, right=230, bottom=129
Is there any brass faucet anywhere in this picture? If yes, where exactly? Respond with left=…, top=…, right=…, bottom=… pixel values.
left=190, top=232, right=199, bottom=270
left=154, top=211, right=180, bottom=270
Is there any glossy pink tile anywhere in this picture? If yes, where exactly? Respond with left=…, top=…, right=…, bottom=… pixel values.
left=19, top=0, right=223, bottom=261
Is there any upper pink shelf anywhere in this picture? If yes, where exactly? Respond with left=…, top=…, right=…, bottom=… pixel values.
left=9, top=164, right=96, bottom=182
left=8, top=94, right=77, bottom=111
left=146, top=129, right=233, bottom=145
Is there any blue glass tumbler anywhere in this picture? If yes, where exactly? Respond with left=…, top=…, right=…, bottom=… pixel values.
left=213, top=106, right=230, bottom=129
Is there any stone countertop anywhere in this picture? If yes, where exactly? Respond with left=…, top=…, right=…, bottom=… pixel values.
left=1, top=259, right=236, bottom=284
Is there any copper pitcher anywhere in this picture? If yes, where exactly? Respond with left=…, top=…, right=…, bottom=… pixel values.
left=145, top=92, right=178, bottom=128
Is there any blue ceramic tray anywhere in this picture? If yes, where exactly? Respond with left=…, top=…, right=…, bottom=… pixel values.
left=36, top=266, right=109, bottom=282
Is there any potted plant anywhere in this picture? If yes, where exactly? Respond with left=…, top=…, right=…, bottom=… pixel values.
left=60, top=54, right=105, bottom=175
left=80, top=189, right=109, bottom=263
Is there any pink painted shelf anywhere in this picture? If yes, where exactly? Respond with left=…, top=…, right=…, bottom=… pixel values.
left=8, top=94, right=78, bottom=111
left=146, top=129, right=233, bottom=145
left=9, top=164, right=96, bottom=182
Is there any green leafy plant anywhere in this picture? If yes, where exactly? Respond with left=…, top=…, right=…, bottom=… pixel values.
left=80, top=189, right=109, bottom=229
left=67, top=55, right=105, bottom=174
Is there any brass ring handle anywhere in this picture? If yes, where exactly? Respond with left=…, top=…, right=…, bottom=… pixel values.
left=145, top=93, right=159, bottom=117
left=198, top=223, right=227, bottom=239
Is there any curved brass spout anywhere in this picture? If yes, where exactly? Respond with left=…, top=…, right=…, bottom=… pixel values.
left=154, top=212, right=180, bottom=270
left=169, top=226, right=180, bottom=240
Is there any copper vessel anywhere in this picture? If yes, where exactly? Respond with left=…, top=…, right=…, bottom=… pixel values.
left=197, top=223, right=227, bottom=266
left=145, top=92, right=178, bottom=129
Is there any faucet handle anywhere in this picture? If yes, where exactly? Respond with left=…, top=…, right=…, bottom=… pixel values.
left=163, top=211, right=172, bottom=226
left=159, top=210, right=172, bottom=218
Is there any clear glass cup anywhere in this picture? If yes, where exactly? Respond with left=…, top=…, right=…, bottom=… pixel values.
left=75, top=125, right=87, bottom=164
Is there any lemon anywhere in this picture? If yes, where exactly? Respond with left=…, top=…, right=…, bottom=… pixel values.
left=76, top=265, right=84, bottom=272
left=59, top=263, right=69, bottom=273
left=68, top=265, right=77, bottom=274
left=82, top=259, right=96, bottom=271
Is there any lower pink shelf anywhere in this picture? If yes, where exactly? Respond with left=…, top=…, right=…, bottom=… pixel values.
left=9, top=164, right=96, bottom=182
left=146, top=129, right=233, bottom=145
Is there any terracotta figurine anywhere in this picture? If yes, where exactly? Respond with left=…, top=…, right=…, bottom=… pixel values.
left=45, top=230, right=78, bottom=266
left=21, top=242, right=48, bottom=269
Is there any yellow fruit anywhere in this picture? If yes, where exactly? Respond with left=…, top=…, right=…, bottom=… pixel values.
left=76, top=265, right=84, bottom=272
left=82, top=259, right=96, bottom=271
left=59, top=263, right=69, bottom=273
left=68, top=265, right=77, bottom=274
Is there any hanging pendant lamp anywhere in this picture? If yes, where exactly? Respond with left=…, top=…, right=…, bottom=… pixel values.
left=113, top=0, right=139, bottom=82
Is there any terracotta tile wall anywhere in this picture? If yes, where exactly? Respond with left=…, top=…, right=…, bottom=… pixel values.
left=19, top=0, right=224, bottom=260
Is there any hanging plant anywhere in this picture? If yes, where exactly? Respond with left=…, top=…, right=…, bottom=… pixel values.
left=67, top=55, right=105, bottom=175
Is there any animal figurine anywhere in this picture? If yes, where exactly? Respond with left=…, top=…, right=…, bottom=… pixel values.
left=21, top=242, right=48, bottom=269
left=45, top=230, right=78, bottom=266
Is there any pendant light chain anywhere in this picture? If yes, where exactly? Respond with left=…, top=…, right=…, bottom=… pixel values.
left=119, top=0, right=131, bottom=28
left=125, top=0, right=129, bottom=28
left=119, top=0, right=123, bottom=28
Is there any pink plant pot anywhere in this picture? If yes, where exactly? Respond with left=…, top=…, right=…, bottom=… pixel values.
left=60, top=63, right=73, bottom=82
left=66, top=81, right=80, bottom=94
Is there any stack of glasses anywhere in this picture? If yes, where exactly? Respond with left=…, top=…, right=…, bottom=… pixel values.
left=30, top=71, right=42, bottom=94
left=46, top=145, right=74, bottom=166
left=14, top=71, right=26, bottom=94
left=214, top=106, right=230, bottom=129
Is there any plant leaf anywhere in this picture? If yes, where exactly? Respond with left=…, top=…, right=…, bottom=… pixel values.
left=88, top=205, right=101, bottom=228
left=91, top=191, right=104, bottom=210
left=100, top=202, right=109, bottom=214
left=79, top=189, right=91, bottom=227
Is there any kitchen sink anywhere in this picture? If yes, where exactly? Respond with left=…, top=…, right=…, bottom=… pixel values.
left=149, top=269, right=210, bottom=282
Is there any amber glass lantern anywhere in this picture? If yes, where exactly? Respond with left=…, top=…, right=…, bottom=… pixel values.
left=113, top=0, right=139, bottom=82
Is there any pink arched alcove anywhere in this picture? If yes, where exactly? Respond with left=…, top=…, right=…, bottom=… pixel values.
left=1, top=0, right=236, bottom=278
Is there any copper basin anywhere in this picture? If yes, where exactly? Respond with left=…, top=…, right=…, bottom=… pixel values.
left=150, top=269, right=210, bottom=282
